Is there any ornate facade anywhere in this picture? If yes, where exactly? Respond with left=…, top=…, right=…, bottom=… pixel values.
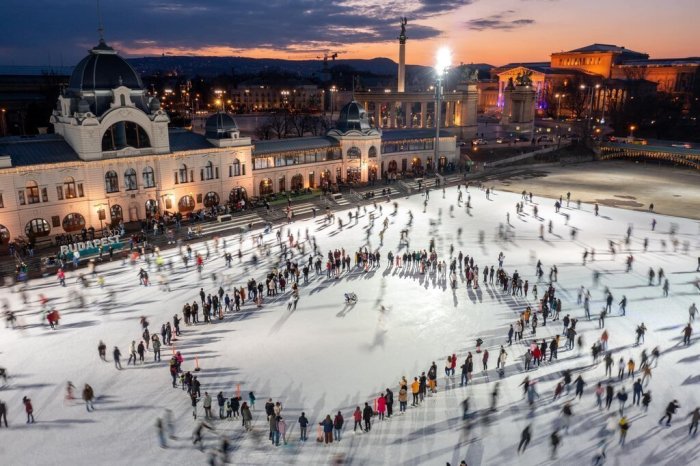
left=0, top=40, right=457, bottom=247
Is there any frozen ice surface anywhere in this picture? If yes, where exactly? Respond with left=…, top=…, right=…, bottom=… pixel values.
left=1, top=185, right=699, bottom=465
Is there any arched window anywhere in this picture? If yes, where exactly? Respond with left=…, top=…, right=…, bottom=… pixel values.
left=124, top=168, right=137, bottom=191
left=291, top=174, right=304, bottom=191
left=178, top=164, right=188, bottom=184
left=145, top=200, right=158, bottom=218
left=142, top=166, right=155, bottom=188
left=64, top=177, right=77, bottom=199
left=26, top=180, right=40, bottom=204
left=368, top=146, right=377, bottom=158
left=203, top=192, right=220, bottom=208
left=25, top=218, right=50, bottom=237
left=204, top=161, right=214, bottom=180
left=231, top=158, right=241, bottom=177
left=101, top=121, right=151, bottom=151
left=259, top=178, right=273, bottom=196
left=110, top=204, right=123, bottom=222
left=346, top=146, right=361, bottom=159
left=62, top=213, right=86, bottom=232
left=229, top=187, right=247, bottom=205
left=0, top=225, right=10, bottom=244
left=105, top=171, right=119, bottom=193
left=178, top=195, right=195, bottom=213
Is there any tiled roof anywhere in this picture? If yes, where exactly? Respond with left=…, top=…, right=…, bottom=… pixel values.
left=0, top=134, right=80, bottom=167
left=564, top=44, right=647, bottom=57
left=168, top=129, right=215, bottom=151
left=253, top=136, right=339, bottom=155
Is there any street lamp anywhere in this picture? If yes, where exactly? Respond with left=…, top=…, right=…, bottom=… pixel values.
left=629, top=125, right=636, bottom=138
left=434, top=47, right=451, bottom=173
left=95, top=203, right=107, bottom=232
left=555, top=93, right=565, bottom=147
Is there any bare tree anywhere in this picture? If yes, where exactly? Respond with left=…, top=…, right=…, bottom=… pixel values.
left=267, top=111, right=288, bottom=139
left=255, top=122, right=274, bottom=140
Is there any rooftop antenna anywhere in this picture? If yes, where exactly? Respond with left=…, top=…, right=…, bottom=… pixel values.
left=96, top=0, right=105, bottom=41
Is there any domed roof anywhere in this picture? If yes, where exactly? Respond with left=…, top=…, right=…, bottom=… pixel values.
left=68, top=39, right=144, bottom=92
left=335, top=100, right=372, bottom=133
left=205, top=112, right=239, bottom=139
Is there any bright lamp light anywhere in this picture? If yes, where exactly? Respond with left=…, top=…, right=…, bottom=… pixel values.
left=435, top=47, right=451, bottom=74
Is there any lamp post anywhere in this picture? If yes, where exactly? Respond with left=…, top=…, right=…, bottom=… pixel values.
left=555, top=93, right=565, bottom=147
left=434, top=47, right=451, bottom=174
left=95, top=203, right=106, bottom=232
left=629, top=125, right=636, bottom=139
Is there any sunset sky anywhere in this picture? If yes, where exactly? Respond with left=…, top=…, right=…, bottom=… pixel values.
left=1, top=0, right=699, bottom=67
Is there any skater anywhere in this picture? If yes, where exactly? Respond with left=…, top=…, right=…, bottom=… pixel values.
left=518, top=425, right=531, bottom=453
left=82, top=384, right=95, bottom=412
left=299, top=412, right=309, bottom=441
left=156, top=418, right=166, bottom=448
left=363, top=402, right=373, bottom=432
left=688, top=407, right=700, bottom=436
left=659, top=400, right=680, bottom=426
left=619, top=416, right=630, bottom=446
left=23, top=396, right=34, bottom=423
left=113, top=346, right=122, bottom=369
left=353, top=406, right=363, bottom=432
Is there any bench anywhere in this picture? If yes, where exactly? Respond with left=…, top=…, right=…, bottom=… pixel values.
left=217, top=214, right=233, bottom=223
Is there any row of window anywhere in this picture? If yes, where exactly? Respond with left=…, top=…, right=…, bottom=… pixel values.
left=382, top=140, right=434, bottom=154
left=25, top=213, right=86, bottom=237
left=17, top=179, right=85, bottom=206
left=106, top=167, right=155, bottom=193
left=559, top=57, right=603, bottom=67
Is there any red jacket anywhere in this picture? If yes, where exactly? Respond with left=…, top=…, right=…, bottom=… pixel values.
left=450, top=353, right=457, bottom=369
left=353, top=409, right=362, bottom=421
left=377, top=396, right=386, bottom=413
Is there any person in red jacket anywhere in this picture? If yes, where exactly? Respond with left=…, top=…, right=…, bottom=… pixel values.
left=333, top=411, right=344, bottom=441
left=377, top=394, right=386, bottom=421
left=23, top=396, right=34, bottom=423
left=450, top=353, right=457, bottom=375
left=353, top=406, right=363, bottom=432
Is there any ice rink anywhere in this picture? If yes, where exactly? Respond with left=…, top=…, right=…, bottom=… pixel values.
left=1, top=183, right=699, bottom=466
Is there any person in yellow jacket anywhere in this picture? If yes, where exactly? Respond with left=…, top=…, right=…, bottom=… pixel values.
left=411, top=378, right=420, bottom=406
left=618, top=416, right=630, bottom=446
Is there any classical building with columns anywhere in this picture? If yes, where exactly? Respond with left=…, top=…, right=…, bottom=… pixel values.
left=349, top=18, right=478, bottom=141
left=0, top=39, right=457, bottom=247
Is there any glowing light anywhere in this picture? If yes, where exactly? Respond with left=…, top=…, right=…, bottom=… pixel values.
left=435, top=47, right=451, bottom=74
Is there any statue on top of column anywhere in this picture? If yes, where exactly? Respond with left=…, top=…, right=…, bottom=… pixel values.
left=515, top=70, right=533, bottom=86
left=399, top=17, right=408, bottom=42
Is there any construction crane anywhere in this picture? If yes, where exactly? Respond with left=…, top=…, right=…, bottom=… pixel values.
left=317, top=51, right=343, bottom=71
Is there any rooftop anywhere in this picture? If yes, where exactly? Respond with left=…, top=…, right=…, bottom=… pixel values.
left=381, top=129, right=452, bottom=141
left=253, top=136, right=339, bottom=156
left=563, top=43, right=647, bottom=56
left=0, top=134, right=80, bottom=167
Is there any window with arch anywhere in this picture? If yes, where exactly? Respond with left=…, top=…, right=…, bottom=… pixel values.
left=291, top=174, right=304, bottom=191
left=203, top=192, right=220, bottom=208
left=105, top=171, right=119, bottom=193
left=142, top=166, right=155, bottom=188
left=259, top=178, right=273, bottom=196
left=62, top=213, right=86, bottom=232
left=230, top=159, right=241, bottom=177
left=178, top=164, right=188, bottom=184
left=101, top=121, right=151, bottom=151
left=145, top=199, right=158, bottom=218
left=124, top=168, right=137, bottom=191
left=368, top=146, right=378, bottom=158
left=26, top=180, right=40, bottom=204
left=346, top=146, right=361, bottom=159
left=204, top=161, right=214, bottom=180
left=25, top=218, right=51, bottom=237
left=178, top=195, right=195, bottom=213
left=64, top=177, right=77, bottom=199
left=110, top=204, right=123, bottom=222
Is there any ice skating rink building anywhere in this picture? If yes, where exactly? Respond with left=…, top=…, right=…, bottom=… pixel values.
left=0, top=40, right=457, bottom=245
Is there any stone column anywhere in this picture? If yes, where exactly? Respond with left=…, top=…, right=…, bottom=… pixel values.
left=402, top=101, right=409, bottom=128
left=420, top=101, right=427, bottom=128
left=389, top=102, right=396, bottom=128
left=375, top=102, right=382, bottom=128
left=445, top=101, right=452, bottom=127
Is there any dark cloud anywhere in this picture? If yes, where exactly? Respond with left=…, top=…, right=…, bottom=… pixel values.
left=0, top=0, right=470, bottom=65
left=466, top=12, right=536, bottom=31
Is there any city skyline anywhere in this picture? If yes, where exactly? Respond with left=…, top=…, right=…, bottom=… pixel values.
left=1, top=0, right=699, bottom=68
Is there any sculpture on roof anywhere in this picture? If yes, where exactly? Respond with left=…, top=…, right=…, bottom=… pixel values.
left=515, top=70, right=533, bottom=86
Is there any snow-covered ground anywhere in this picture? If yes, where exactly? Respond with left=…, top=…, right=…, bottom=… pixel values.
left=1, top=184, right=699, bottom=466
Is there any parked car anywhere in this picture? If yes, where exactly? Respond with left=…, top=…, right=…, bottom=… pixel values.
left=471, top=138, right=488, bottom=145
